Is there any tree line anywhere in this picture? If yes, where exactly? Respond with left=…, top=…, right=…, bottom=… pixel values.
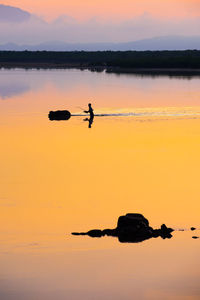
left=0, top=50, right=200, bottom=68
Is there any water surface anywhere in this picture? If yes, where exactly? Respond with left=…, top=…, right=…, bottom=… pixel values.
left=0, top=69, right=200, bottom=300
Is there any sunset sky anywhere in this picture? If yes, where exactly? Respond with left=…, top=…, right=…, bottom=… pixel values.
left=0, top=1, right=200, bottom=44
left=3, top=0, right=200, bottom=20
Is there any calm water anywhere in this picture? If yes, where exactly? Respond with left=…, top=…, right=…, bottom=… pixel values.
left=0, top=69, right=200, bottom=300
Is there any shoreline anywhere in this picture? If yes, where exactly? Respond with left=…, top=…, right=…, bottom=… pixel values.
left=1, top=63, right=200, bottom=75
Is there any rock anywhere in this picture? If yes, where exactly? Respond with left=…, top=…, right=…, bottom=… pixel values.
left=102, top=229, right=117, bottom=236
left=86, top=230, right=104, bottom=237
left=72, top=230, right=103, bottom=237
left=159, top=224, right=174, bottom=239
left=72, top=213, right=174, bottom=243
left=48, top=110, right=71, bottom=121
left=71, top=232, right=87, bottom=236
left=191, top=227, right=196, bottom=231
left=118, top=226, right=153, bottom=243
left=192, top=236, right=199, bottom=239
left=117, top=213, right=149, bottom=229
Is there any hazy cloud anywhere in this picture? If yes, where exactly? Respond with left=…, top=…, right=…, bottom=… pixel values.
left=0, top=5, right=199, bottom=44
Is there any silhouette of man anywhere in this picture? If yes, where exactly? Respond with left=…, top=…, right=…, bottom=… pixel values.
left=84, top=103, right=94, bottom=128
left=84, top=103, right=94, bottom=118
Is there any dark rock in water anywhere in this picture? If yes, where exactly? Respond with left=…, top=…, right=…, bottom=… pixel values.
left=102, top=229, right=117, bottom=236
left=117, top=213, right=149, bottom=228
left=191, top=227, right=196, bottom=231
left=160, top=224, right=174, bottom=238
left=192, top=236, right=199, bottom=239
left=152, top=224, right=174, bottom=240
left=71, top=232, right=86, bottom=236
left=71, top=213, right=174, bottom=243
left=87, top=230, right=104, bottom=237
left=48, top=110, right=71, bottom=121
left=72, top=230, right=105, bottom=237
left=116, top=214, right=152, bottom=243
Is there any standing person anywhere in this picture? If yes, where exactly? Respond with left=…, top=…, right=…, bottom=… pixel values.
left=84, top=103, right=94, bottom=118
left=84, top=103, right=94, bottom=128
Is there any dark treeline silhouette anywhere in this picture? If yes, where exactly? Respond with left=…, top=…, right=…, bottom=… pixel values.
left=0, top=50, right=200, bottom=69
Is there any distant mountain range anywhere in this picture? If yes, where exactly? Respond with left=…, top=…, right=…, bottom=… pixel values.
left=0, top=4, right=30, bottom=22
left=0, top=36, right=200, bottom=51
left=0, top=4, right=200, bottom=51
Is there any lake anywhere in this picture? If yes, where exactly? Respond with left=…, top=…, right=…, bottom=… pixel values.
left=0, top=69, right=200, bottom=300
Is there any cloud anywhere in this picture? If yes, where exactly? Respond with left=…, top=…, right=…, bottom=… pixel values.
left=0, top=6, right=199, bottom=44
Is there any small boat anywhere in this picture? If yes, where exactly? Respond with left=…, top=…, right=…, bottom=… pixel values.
left=48, top=110, right=71, bottom=121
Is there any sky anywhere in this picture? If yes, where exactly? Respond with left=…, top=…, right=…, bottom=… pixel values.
left=2, top=0, right=200, bottom=20
left=0, top=1, right=200, bottom=44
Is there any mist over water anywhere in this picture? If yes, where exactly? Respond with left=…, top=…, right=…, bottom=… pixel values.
left=0, top=69, right=200, bottom=300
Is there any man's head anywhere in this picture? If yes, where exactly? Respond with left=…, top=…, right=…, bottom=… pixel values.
left=88, top=103, right=91, bottom=107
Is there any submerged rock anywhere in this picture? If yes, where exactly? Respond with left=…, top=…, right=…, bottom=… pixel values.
left=191, top=227, right=196, bottom=231
left=48, top=110, right=71, bottom=121
left=192, top=236, right=199, bottom=239
left=72, top=213, right=174, bottom=243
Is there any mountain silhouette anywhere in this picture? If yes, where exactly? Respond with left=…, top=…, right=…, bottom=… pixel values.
left=0, top=4, right=30, bottom=23
left=0, top=36, right=200, bottom=51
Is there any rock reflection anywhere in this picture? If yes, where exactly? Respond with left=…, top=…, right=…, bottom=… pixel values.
left=72, top=213, right=174, bottom=243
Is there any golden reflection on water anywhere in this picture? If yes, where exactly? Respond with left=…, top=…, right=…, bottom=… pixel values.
left=0, top=69, right=200, bottom=300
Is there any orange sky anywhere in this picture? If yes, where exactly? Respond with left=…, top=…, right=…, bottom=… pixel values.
left=3, top=0, right=200, bottom=20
